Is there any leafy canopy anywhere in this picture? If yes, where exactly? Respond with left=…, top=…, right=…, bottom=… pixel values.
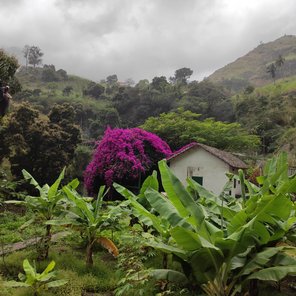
left=141, top=108, right=260, bottom=151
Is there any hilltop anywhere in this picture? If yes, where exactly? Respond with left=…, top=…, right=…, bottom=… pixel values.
left=208, top=35, right=296, bottom=91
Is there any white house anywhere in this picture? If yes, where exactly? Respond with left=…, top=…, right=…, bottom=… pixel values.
left=166, top=142, right=248, bottom=196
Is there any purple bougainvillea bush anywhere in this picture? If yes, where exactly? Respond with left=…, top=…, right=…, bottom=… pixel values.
left=84, top=127, right=172, bottom=195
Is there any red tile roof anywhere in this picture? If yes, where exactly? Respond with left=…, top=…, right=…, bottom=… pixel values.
left=167, top=142, right=248, bottom=169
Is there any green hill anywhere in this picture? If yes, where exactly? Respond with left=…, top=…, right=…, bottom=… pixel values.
left=208, top=35, right=296, bottom=92
left=232, top=75, right=296, bottom=162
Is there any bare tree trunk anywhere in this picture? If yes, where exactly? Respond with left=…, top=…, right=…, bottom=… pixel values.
left=86, top=242, right=93, bottom=266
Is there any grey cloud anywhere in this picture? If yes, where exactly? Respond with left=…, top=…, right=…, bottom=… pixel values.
left=1, top=0, right=296, bottom=82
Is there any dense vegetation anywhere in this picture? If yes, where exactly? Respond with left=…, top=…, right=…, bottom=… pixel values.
left=1, top=43, right=296, bottom=295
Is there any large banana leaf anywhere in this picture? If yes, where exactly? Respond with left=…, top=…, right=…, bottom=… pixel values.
left=247, top=265, right=296, bottom=281
left=151, top=269, right=188, bottom=284
left=159, top=160, right=206, bottom=228
left=144, top=187, right=192, bottom=230
left=114, top=183, right=166, bottom=236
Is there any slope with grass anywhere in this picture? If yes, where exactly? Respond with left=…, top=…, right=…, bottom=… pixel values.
left=208, top=35, right=296, bottom=91
left=233, top=76, right=296, bottom=159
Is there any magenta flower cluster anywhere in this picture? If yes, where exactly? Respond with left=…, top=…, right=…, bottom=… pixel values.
left=84, top=127, right=172, bottom=194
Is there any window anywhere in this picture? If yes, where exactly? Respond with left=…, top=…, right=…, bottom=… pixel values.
left=192, top=176, right=203, bottom=186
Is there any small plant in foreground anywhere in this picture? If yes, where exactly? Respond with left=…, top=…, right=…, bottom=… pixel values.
left=6, top=169, right=67, bottom=260
left=48, top=182, right=118, bottom=266
left=5, top=259, right=67, bottom=296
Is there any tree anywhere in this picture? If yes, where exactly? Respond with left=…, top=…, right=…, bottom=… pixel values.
left=275, top=54, right=285, bottom=77
left=106, top=74, right=118, bottom=85
left=56, top=69, right=68, bottom=80
left=84, top=127, right=172, bottom=196
left=170, top=67, right=193, bottom=84
left=28, top=46, right=43, bottom=68
left=0, top=49, right=19, bottom=84
left=275, top=54, right=285, bottom=68
left=141, top=108, right=260, bottom=151
left=83, top=82, right=105, bottom=99
left=266, top=63, right=276, bottom=83
left=62, top=86, right=73, bottom=96
left=22, top=45, right=30, bottom=68
left=151, top=76, right=169, bottom=92
left=2, top=103, right=81, bottom=184
left=180, top=80, right=234, bottom=121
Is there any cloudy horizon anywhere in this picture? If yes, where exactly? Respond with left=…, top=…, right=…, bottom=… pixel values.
left=1, top=0, right=296, bottom=83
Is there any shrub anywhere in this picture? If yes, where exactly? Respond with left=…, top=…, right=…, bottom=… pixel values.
left=84, top=127, right=172, bottom=196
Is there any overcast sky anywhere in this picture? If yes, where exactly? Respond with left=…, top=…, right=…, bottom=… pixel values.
left=1, top=0, right=296, bottom=82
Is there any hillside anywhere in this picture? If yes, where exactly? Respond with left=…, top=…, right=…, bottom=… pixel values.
left=208, top=35, right=296, bottom=91
left=232, top=75, right=296, bottom=163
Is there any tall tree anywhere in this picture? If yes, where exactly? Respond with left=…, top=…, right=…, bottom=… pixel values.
left=275, top=54, right=285, bottom=77
left=170, top=67, right=193, bottom=84
left=275, top=54, right=285, bottom=68
left=28, top=46, right=44, bottom=67
left=266, top=63, right=276, bottom=84
left=22, top=45, right=30, bottom=68
left=151, top=76, right=169, bottom=92
left=106, top=74, right=118, bottom=85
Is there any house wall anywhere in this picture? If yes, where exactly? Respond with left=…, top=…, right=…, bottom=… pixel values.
left=169, top=147, right=231, bottom=195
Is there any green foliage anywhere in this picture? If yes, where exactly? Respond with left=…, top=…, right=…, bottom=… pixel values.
left=2, top=102, right=81, bottom=184
left=141, top=108, right=260, bottom=151
left=115, top=230, right=157, bottom=296
left=0, top=275, right=10, bottom=296
left=48, top=183, right=117, bottom=266
left=0, top=245, right=118, bottom=296
left=83, top=82, right=105, bottom=99
left=116, top=153, right=296, bottom=295
left=0, top=168, right=26, bottom=203
left=170, top=67, right=193, bottom=84
left=27, top=46, right=43, bottom=68
left=66, top=144, right=92, bottom=182
left=178, top=80, right=234, bottom=122
left=6, top=168, right=66, bottom=259
left=5, top=259, right=67, bottom=295
left=233, top=77, right=296, bottom=153
left=0, top=211, right=44, bottom=244
left=0, top=49, right=19, bottom=83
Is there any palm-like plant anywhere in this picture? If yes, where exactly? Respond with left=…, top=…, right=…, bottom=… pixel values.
left=116, top=153, right=296, bottom=295
left=49, top=183, right=118, bottom=266
left=5, top=259, right=67, bottom=296
left=6, top=169, right=66, bottom=259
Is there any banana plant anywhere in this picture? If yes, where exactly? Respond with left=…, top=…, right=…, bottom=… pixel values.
left=115, top=172, right=172, bottom=268
left=5, top=168, right=67, bottom=259
left=5, top=259, right=67, bottom=296
left=116, top=153, right=296, bottom=295
left=48, top=183, right=118, bottom=266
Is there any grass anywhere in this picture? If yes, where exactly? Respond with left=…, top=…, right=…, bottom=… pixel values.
left=0, top=211, right=44, bottom=244
left=0, top=244, right=118, bottom=296
left=208, top=35, right=296, bottom=90
left=255, top=75, right=296, bottom=95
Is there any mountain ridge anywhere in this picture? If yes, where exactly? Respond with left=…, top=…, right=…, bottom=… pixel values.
left=207, top=35, right=296, bottom=91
